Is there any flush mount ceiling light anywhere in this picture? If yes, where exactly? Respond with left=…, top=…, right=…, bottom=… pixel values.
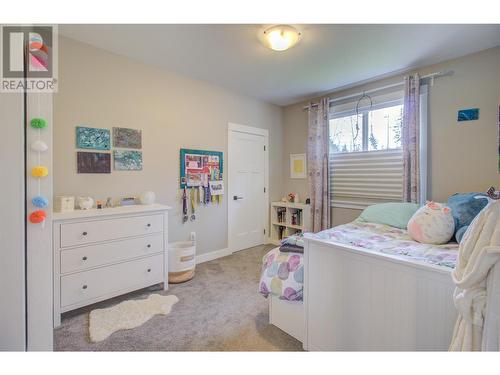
left=261, top=25, right=301, bottom=52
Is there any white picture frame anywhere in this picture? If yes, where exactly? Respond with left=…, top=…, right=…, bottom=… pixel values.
left=290, top=153, right=307, bottom=179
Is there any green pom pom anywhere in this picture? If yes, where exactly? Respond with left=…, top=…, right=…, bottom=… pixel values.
left=30, top=118, right=47, bottom=129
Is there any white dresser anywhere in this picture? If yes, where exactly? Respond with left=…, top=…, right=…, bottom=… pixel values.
left=53, top=204, right=171, bottom=327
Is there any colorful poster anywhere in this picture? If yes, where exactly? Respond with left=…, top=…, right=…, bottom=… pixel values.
left=180, top=148, right=223, bottom=189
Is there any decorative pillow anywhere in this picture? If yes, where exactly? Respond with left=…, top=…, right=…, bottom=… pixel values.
left=447, top=192, right=489, bottom=243
left=359, top=202, right=419, bottom=229
left=407, top=201, right=455, bottom=245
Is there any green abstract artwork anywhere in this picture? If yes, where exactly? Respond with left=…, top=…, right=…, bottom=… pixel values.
left=76, top=126, right=110, bottom=150
left=114, top=150, right=143, bottom=171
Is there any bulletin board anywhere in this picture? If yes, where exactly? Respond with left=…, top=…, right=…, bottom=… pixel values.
left=179, top=148, right=224, bottom=189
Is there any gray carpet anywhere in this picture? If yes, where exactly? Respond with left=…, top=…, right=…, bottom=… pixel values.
left=54, top=244, right=302, bottom=351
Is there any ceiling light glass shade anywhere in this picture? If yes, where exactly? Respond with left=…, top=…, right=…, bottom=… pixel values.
left=262, top=25, right=301, bottom=51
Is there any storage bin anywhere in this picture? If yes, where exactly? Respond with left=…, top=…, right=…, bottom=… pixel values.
left=168, top=241, right=196, bottom=283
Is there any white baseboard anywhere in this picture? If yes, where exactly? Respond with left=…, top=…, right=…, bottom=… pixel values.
left=196, top=247, right=232, bottom=264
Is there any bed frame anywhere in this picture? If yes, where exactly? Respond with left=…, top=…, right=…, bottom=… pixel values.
left=269, top=237, right=500, bottom=350
left=302, top=237, right=458, bottom=350
left=269, top=295, right=304, bottom=342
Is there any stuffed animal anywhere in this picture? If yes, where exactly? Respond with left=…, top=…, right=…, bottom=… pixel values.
left=447, top=192, right=489, bottom=243
left=407, top=201, right=455, bottom=245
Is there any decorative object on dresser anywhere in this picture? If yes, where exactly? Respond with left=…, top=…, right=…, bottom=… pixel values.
left=139, top=191, right=156, bottom=205
left=77, top=196, right=94, bottom=210
left=120, top=196, right=137, bottom=206
left=52, top=204, right=171, bottom=327
left=54, top=196, right=75, bottom=213
left=270, top=201, right=311, bottom=245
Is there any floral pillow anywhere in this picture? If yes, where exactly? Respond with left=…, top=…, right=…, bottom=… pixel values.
left=407, top=201, right=455, bottom=245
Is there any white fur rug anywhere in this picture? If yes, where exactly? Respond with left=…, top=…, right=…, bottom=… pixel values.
left=89, top=294, right=179, bottom=343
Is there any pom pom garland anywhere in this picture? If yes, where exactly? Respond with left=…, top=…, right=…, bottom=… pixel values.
left=30, top=118, right=47, bottom=129
left=29, top=210, right=46, bottom=224
left=30, top=140, right=48, bottom=152
left=32, top=196, right=49, bottom=208
left=32, top=166, right=49, bottom=178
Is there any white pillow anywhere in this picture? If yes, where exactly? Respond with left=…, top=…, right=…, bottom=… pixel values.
left=407, top=201, right=455, bottom=245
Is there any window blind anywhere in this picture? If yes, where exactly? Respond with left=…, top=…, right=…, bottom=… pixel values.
left=330, top=149, right=403, bottom=209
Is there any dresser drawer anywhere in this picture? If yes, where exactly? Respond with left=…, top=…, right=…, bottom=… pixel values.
left=60, top=254, right=164, bottom=308
left=60, top=233, right=164, bottom=274
left=60, top=214, right=163, bottom=248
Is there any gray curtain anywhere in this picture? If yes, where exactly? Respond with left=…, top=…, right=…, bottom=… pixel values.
left=402, top=73, right=421, bottom=203
left=307, top=98, right=331, bottom=232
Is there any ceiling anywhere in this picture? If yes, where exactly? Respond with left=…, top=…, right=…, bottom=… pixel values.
left=60, top=24, right=500, bottom=106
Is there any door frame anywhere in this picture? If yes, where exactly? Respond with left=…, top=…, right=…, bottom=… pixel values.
left=227, top=123, right=269, bottom=253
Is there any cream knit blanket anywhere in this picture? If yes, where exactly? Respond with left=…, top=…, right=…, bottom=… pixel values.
left=450, top=200, right=500, bottom=351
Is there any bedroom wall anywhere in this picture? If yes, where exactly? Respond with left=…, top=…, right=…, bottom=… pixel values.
left=53, top=36, right=284, bottom=256
left=282, top=46, right=500, bottom=225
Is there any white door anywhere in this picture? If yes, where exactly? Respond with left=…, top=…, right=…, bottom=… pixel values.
left=228, top=126, right=267, bottom=252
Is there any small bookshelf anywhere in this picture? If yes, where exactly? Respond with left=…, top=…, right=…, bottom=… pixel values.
left=270, top=201, right=311, bottom=245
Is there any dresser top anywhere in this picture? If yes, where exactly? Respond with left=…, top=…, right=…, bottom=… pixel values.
left=52, top=203, right=171, bottom=221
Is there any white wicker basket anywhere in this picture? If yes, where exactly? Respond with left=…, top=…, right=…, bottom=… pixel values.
left=168, top=241, right=196, bottom=283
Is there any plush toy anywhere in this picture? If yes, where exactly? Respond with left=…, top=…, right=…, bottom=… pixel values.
left=447, top=192, right=489, bottom=243
left=407, top=201, right=455, bottom=245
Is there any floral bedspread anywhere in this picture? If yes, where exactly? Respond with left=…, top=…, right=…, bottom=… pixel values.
left=259, top=247, right=304, bottom=301
left=311, top=220, right=459, bottom=269
left=259, top=220, right=459, bottom=302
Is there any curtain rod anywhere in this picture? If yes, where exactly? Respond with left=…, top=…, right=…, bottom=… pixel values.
left=302, top=70, right=454, bottom=111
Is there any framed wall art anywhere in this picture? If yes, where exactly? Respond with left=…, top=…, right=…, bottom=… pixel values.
left=114, top=150, right=143, bottom=171
left=77, top=151, right=111, bottom=173
left=76, top=126, right=110, bottom=150
left=290, top=153, right=307, bottom=179
left=113, top=127, right=142, bottom=149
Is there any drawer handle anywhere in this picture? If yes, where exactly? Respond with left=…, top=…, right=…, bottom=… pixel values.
left=82, top=256, right=88, bottom=261
left=82, top=231, right=88, bottom=236
left=82, top=285, right=88, bottom=290
left=147, top=268, right=151, bottom=273
left=147, top=244, right=151, bottom=248
left=146, top=223, right=151, bottom=228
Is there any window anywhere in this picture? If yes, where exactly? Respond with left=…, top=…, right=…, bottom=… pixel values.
left=329, top=100, right=404, bottom=209
left=330, top=103, right=403, bottom=153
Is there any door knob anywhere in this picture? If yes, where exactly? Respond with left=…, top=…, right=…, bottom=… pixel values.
left=233, top=196, right=244, bottom=200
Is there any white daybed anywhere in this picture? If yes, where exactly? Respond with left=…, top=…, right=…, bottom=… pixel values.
left=263, top=220, right=500, bottom=350
left=303, top=237, right=456, bottom=350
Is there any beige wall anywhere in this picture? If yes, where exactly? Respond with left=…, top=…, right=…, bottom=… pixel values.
left=282, top=46, right=500, bottom=225
left=54, top=37, right=284, bottom=255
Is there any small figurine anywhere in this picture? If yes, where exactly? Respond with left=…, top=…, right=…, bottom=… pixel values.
left=106, top=197, right=113, bottom=208
left=96, top=200, right=103, bottom=209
